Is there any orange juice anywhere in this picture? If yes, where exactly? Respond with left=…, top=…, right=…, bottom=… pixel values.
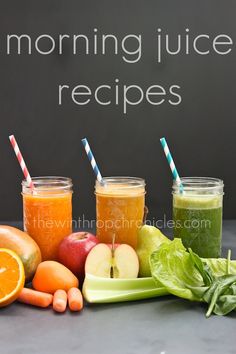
left=95, top=177, right=145, bottom=249
left=22, top=177, right=72, bottom=260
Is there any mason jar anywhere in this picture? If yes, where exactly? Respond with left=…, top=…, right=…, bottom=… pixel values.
left=22, top=176, right=73, bottom=260
left=95, top=177, right=146, bottom=249
left=173, top=177, right=224, bottom=258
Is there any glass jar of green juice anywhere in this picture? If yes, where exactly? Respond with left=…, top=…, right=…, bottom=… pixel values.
left=173, top=177, right=224, bottom=258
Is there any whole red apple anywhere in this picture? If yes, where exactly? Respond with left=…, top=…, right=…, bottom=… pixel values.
left=58, top=232, right=99, bottom=282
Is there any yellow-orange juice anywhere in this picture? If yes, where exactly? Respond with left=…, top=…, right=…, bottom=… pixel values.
left=95, top=177, right=145, bottom=249
left=22, top=177, right=72, bottom=261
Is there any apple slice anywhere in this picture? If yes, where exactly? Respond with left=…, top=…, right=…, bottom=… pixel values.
left=85, top=244, right=112, bottom=278
left=113, top=244, right=139, bottom=278
left=85, top=243, right=139, bottom=279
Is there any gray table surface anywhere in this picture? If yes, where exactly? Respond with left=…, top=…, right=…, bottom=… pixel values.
left=1, top=221, right=236, bottom=354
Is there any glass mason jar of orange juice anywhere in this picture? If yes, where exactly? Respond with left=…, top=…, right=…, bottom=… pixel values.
left=22, top=177, right=73, bottom=261
left=95, top=177, right=146, bottom=249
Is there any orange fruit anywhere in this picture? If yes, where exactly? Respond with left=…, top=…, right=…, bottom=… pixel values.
left=32, top=261, right=78, bottom=294
left=0, top=248, right=25, bottom=307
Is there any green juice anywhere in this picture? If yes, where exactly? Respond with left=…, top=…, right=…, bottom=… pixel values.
left=173, top=194, right=223, bottom=258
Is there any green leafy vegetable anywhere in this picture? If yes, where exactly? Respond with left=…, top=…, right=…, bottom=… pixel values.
left=150, top=239, right=236, bottom=317
left=204, top=275, right=236, bottom=317
left=204, top=256, right=236, bottom=277
left=188, top=248, right=213, bottom=286
left=150, top=239, right=204, bottom=301
left=214, top=284, right=236, bottom=316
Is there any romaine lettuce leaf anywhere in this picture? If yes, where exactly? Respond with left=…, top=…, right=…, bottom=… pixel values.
left=204, top=258, right=236, bottom=277
left=150, top=239, right=204, bottom=301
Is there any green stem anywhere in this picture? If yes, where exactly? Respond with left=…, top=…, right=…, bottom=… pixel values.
left=227, top=249, right=232, bottom=275
left=206, top=291, right=218, bottom=317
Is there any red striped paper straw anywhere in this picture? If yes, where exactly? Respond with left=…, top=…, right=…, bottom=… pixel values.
left=9, top=135, right=34, bottom=190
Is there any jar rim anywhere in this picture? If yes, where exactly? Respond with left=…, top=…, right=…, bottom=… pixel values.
left=22, top=176, right=73, bottom=192
left=172, top=177, right=224, bottom=194
left=95, top=176, right=145, bottom=190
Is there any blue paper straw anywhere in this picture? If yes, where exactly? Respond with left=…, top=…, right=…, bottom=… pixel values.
left=160, top=137, right=183, bottom=191
left=82, top=138, right=104, bottom=184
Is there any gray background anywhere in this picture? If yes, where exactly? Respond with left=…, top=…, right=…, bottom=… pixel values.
left=0, top=0, right=235, bottom=222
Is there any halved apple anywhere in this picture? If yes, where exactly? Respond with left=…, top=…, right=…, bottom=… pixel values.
left=85, top=243, right=139, bottom=279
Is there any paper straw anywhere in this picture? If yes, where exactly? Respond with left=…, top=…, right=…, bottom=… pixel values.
left=81, top=138, right=104, bottom=184
left=160, top=137, right=183, bottom=191
left=9, top=135, right=34, bottom=190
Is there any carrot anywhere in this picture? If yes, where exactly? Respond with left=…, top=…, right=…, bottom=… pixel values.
left=18, top=288, right=53, bottom=308
left=68, top=287, right=83, bottom=311
left=53, top=290, right=67, bottom=313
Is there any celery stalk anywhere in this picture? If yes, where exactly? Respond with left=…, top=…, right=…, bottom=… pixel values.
left=82, top=273, right=168, bottom=303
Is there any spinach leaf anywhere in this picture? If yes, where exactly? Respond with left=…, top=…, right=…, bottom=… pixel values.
left=214, top=294, right=236, bottom=315
left=203, top=275, right=236, bottom=317
left=188, top=248, right=213, bottom=286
